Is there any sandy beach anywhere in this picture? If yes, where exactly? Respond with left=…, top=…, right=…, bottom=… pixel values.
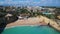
left=5, top=16, right=60, bottom=31
left=6, top=17, right=48, bottom=27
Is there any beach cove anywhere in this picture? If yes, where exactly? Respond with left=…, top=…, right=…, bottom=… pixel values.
left=5, top=16, right=60, bottom=31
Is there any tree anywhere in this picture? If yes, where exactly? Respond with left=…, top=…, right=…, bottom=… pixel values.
left=20, top=8, right=30, bottom=14
left=0, top=8, right=7, bottom=17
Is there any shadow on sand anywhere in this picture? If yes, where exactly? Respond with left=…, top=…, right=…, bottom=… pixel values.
left=0, top=16, right=18, bottom=34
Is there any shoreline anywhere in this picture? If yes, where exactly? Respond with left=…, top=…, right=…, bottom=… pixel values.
left=5, top=25, right=41, bottom=29
left=5, top=16, right=60, bottom=31
left=5, top=25, right=49, bottom=30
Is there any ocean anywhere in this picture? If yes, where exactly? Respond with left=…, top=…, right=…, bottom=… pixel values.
left=2, top=26, right=60, bottom=34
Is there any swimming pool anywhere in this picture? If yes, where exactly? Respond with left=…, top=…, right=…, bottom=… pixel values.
left=2, top=26, right=60, bottom=34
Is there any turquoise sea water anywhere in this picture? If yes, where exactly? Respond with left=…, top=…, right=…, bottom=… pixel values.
left=2, top=26, right=60, bottom=34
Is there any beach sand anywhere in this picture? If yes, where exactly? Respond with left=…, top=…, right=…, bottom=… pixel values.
left=6, top=16, right=60, bottom=31
left=6, top=16, right=49, bottom=27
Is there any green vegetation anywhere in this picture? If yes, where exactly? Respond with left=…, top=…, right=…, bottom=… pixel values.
left=44, top=14, right=55, bottom=19
left=20, top=9, right=30, bottom=14
left=0, top=9, right=7, bottom=17
left=0, top=6, right=60, bottom=21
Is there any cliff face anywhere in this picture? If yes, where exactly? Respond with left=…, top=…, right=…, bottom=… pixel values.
left=39, top=16, right=60, bottom=31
